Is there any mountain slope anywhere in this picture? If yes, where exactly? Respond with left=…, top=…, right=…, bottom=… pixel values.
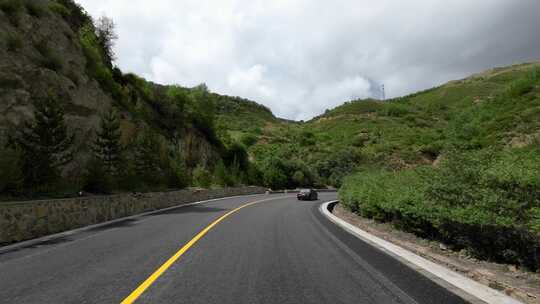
left=0, top=0, right=274, bottom=198
left=239, top=62, right=540, bottom=270
left=247, top=62, right=540, bottom=186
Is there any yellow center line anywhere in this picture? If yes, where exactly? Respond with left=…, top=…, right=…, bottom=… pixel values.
left=120, top=198, right=273, bottom=304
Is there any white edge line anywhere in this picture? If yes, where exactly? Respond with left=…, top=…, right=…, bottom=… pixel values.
left=0, top=192, right=273, bottom=254
left=320, top=201, right=523, bottom=304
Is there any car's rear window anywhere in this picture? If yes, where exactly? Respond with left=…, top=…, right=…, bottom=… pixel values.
left=300, top=189, right=310, bottom=193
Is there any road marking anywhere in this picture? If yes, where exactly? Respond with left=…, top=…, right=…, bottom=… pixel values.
left=120, top=197, right=276, bottom=304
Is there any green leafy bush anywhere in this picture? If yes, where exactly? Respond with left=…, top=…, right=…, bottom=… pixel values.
left=193, top=165, right=212, bottom=188
left=25, top=1, right=46, bottom=17
left=506, top=78, right=535, bottom=98
left=0, top=147, right=23, bottom=195
left=0, top=0, right=24, bottom=26
left=316, top=148, right=360, bottom=187
left=0, top=0, right=22, bottom=13
left=240, top=133, right=258, bottom=147
left=297, top=130, right=316, bottom=146
left=258, top=157, right=288, bottom=189
left=213, top=161, right=235, bottom=187
left=47, top=1, right=70, bottom=17
left=79, top=23, right=123, bottom=99
left=379, top=102, right=411, bottom=117
left=340, top=147, right=540, bottom=271
left=164, top=159, right=188, bottom=190
left=83, top=158, right=113, bottom=194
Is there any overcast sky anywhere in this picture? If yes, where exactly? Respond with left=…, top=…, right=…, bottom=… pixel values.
left=77, top=0, right=540, bottom=120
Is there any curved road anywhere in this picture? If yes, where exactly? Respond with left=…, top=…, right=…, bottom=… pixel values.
left=0, top=193, right=469, bottom=303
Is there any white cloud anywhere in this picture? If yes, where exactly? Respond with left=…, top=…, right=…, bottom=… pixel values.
left=77, top=0, right=540, bottom=120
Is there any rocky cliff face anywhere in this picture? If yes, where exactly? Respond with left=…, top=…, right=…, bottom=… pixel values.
left=0, top=1, right=113, bottom=154
left=0, top=1, right=285, bottom=194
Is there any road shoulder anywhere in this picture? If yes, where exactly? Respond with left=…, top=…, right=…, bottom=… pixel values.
left=331, top=203, right=540, bottom=304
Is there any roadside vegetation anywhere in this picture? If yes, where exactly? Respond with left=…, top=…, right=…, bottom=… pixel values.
left=338, top=65, right=540, bottom=271
left=1, top=0, right=539, bottom=273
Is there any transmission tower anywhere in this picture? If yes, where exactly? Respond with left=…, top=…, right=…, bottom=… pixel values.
left=381, top=84, right=386, bottom=101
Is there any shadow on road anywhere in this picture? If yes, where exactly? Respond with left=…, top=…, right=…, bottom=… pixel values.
left=87, top=218, right=139, bottom=232
left=146, top=205, right=228, bottom=216
left=0, top=235, right=73, bottom=258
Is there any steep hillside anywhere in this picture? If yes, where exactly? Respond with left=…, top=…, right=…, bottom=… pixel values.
left=0, top=0, right=111, bottom=152
left=244, top=62, right=540, bottom=270
left=215, top=95, right=277, bottom=132
left=311, top=62, right=540, bottom=164
left=248, top=62, right=540, bottom=186
left=0, top=0, right=272, bottom=198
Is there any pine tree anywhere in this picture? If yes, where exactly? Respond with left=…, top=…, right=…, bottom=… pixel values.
left=93, top=109, right=123, bottom=177
left=11, top=93, right=74, bottom=189
left=0, top=147, right=23, bottom=195
left=134, top=130, right=163, bottom=186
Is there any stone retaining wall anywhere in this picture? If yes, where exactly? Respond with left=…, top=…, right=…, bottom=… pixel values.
left=0, top=186, right=266, bottom=245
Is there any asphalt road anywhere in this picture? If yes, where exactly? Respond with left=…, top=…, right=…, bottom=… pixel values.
left=0, top=193, right=470, bottom=304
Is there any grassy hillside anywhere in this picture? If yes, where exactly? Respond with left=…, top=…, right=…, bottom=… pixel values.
left=335, top=63, right=540, bottom=270
left=244, top=63, right=540, bottom=270
left=249, top=63, right=540, bottom=185
left=215, top=95, right=277, bottom=133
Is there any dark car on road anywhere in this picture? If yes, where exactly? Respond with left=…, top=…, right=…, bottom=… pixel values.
left=297, top=189, right=318, bottom=201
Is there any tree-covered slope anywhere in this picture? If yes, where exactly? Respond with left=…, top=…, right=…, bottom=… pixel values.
left=0, top=0, right=273, bottom=198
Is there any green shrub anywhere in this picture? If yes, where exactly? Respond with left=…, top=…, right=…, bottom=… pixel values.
left=83, top=158, right=113, bottom=194
left=0, top=148, right=24, bottom=195
left=0, top=0, right=22, bottom=13
left=531, top=208, right=540, bottom=235
left=47, top=1, right=70, bottom=17
left=193, top=165, right=212, bottom=188
left=297, top=130, right=316, bottom=146
left=240, top=133, right=258, bottom=147
left=340, top=148, right=540, bottom=271
left=529, top=67, right=540, bottom=82
left=79, top=23, right=122, bottom=98
left=292, top=170, right=306, bottom=186
left=246, top=163, right=263, bottom=186
left=316, top=148, right=360, bottom=187
left=163, top=154, right=189, bottom=189
left=25, top=1, right=46, bottom=17
left=506, top=78, right=535, bottom=98
left=0, top=0, right=24, bottom=26
left=5, top=32, right=23, bottom=52
left=379, top=103, right=411, bottom=117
